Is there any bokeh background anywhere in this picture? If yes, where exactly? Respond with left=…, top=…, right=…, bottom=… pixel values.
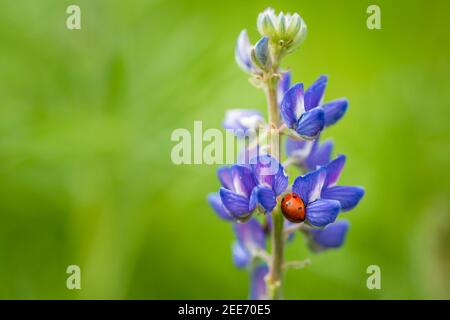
left=0, top=0, right=448, bottom=299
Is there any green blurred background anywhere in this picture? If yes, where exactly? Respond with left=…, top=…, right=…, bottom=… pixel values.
left=0, top=0, right=448, bottom=299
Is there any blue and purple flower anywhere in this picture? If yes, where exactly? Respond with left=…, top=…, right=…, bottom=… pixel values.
left=321, top=155, right=365, bottom=212
left=282, top=167, right=341, bottom=227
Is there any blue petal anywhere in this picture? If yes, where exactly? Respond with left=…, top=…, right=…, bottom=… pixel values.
left=250, top=154, right=288, bottom=196
left=219, top=187, right=251, bottom=218
left=254, top=37, right=269, bottom=67
left=256, top=185, right=277, bottom=213
left=304, top=75, right=328, bottom=111
left=321, top=186, right=365, bottom=211
left=305, top=139, right=334, bottom=171
left=295, top=108, right=325, bottom=139
left=235, top=30, right=253, bottom=72
left=231, top=165, right=258, bottom=197
left=324, top=155, right=346, bottom=188
left=217, top=166, right=233, bottom=190
left=280, top=83, right=304, bottom=128
left=277, top=71, right=291, bottom=105
left=250, top=264, right=269, bottom=300
left=207, top=193, right=234, bottom=221
left=305, top=199, right=340, bottom=227
left=310, top=220, right=349, bottom=250
left=286, top=138, right=308, bottom=158
left=322, top=98, right=348, bottom=127
left=292, top=167, right=327, bottom=204
left=232, top=242, right=251, bottom=268
left=223, top=109, right=264, bottom=131
left=233, top=218, right=266, bottom=251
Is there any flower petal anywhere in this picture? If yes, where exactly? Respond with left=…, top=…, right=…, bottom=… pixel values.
left=251, top=155, right=288, bottom=195
left=305, top=139, right=333, bottom=171
left=277, top=71, right=291, bottom=105
left=217, top=166, right=233, bottom=190
left=295, top=108, right=325, bottom=139
left=305, top=199, right=340, bottom=227
left=256, top=185, right=277, bottom=213
left=280, top=83, right=304, bottom=128
left=219, top=187, right=251, bottom=218
left=233, top=218, right=266, bottom=250
left=230, top=165, right=257, bottom=197
left=285, top=138, right=313, bottom=163
left=321, top=186, right=365, bottom=211
left=250, top=264, right=269, bottom=300
left=223, top=109, right=264, bottom=131
left=292, top=167, right=327, bottom=204
left=235, top=30, right=253, bottom=72
left=304, top=75, right=327, bottom=111
left=232, top=242, right=251, bottom=268
left=207, top=193, right=234, bottom=221
left=324, top=155, right=346, bottom=188
left=322, top=98, right=348, bottom=127
left=309, top=220, right=349, bottom=251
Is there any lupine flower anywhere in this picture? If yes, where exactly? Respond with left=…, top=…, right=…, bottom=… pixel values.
left=208, top=7, right=365, bottom=300
left=281, top=167, right=340, bottom=227
left=232, top=218, right=266, bottom=268
left=286, top=137, right=333, bottom=170
left=250, top=154, right=288, bottom=213
left=280, top=83, right=325, bottom=140
left=304, top=75, right=349, bottom=127
left=223, top=109, right=264, bottom=132
left=251, top=37, right=271, bottom=70
left=279, top=74, right=349, bottom=139
left=207, top=192, right=235, bottom=221
left=321, top=155, right=365, bottom=211
left=217, top=165, right=258, bottom=220
left=216, top=155, right=288, bottom=220
left=257, top=8, right=307, bottom=53
left=235, top=30, right=254, bottom=73
left=249, top=264, right=269, bottom=300
left=305, top=220, right=350, bottom=252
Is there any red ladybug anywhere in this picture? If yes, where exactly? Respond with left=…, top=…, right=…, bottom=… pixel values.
left=281, top=192, right=305, bottom=223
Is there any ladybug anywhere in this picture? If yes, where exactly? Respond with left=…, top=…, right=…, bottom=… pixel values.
left=280, top=192, right=306, bottom=223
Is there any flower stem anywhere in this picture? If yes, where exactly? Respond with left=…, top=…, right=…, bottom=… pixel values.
left=266, top=208, right=284, bottom=299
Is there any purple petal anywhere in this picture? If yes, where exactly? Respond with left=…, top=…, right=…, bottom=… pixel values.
left=321, top=186, right=365, bottom=211
left=223, top=109, right=264, bottom=131
left=207, top=193, right=234, bottom=221
left=232, top=242, right=251, bottom=268
left=251, top=155, right=288, bottom=196
left=277, top=71, right=291, bottom=105
left=233, top=218, right=266, bottom=251
left=286, top=138, right=308, bottom=157
left=304, top=75, right=328, bottom=111
left=250, top=264, right=269, bottom=300
left=310, top=220, right=349, bottom=250
left=305, top=139, right=334, bottom=171
left=231, top=165, right=257, bottom=197
left=256, top=185, right=277, bottom=213
left=235, top=30, right=253, bottom=72
left=322, top=98, right=348, bottom=127
left=292, top=167, right=327, bottom=204
left=217, top=166, right=233, bottom=190
left=324, top=155, right=346, bottom=188
left=280, top=83, right=304, bottom=128
left=305, top=199, right=340, bottom=227
left=219, top=187, right=251, bottom=218
left=295, top=108, right=325, bottom=139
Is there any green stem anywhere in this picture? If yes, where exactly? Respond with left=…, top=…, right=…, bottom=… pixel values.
left=267, top=208, right=284, bottom=299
